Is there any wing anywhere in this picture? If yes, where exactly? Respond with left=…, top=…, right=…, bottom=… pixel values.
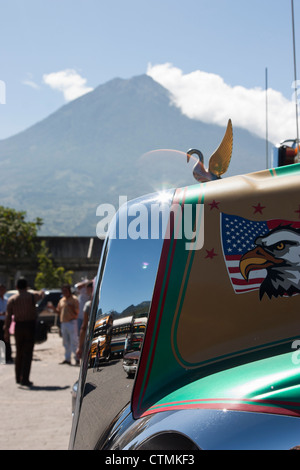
left=208, top=119, right=233, bottom=177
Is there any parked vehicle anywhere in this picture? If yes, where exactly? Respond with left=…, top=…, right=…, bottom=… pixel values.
left=122, top=350, right=141, bottom=378
left=110, top=316, right=133, bottom=357
left=69, top=126, right=300, bottom=450
left=4, top=288, right=35, bottom=300
left=4, top=290, right=18, bottom=301
left=122, top=314, right=148, bottom=377
left=35, top=289, right=62, bottom=331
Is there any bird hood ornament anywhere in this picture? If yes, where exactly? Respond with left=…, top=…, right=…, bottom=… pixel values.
left=187, top=119, right=233, bottom=183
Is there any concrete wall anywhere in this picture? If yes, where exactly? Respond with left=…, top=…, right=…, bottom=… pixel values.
left=0, top=236, right=104, bottom=290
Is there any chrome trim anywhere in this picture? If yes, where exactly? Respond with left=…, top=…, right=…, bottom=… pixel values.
left=70, top=190, right=174, bottom=450
left=97, top=408, right=300, bottom=450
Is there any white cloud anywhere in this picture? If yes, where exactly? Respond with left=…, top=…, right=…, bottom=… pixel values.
left=43, top=69, right=93, bottom=101
left=22, top=73, right=40, bottom=90
left=22, top=79, right=40, bottom=90
left=147, top=63, right=298, bottom=145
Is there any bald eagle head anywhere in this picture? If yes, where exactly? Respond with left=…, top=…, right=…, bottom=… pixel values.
left=239, top=226, right=300, bottom=299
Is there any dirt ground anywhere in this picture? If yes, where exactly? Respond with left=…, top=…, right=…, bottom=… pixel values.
left=0, top=329, right=80, bottom=450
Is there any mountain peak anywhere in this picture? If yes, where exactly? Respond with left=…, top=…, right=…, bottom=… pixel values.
left=0, top=74, right=266, bottom=236
left=89, top=73, right=171, bottom=107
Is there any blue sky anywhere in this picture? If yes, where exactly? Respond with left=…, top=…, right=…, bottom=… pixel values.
left=0, top=0, right=299, bottom=144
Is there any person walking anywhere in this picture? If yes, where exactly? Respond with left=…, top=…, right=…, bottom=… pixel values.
left=4, top=277, right=44, bottom=387
left=75, top=279, right=93, bottom=336
left=56, top=284, right=79, bottom=365
left=76, top=281, right=93, bottom=361
left=0, top=283, right=12, bottom=363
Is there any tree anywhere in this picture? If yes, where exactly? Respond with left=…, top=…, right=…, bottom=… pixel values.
left=34, top=240, right=73, bottom=289
left=0, top=206, right=43, bottom=259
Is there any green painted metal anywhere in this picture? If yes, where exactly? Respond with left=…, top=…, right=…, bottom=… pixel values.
left=144, top=352, right=300, bottom=416
left=272, top=162, right=300, bottom=177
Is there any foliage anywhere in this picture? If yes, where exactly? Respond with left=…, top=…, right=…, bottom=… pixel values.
left=0, top=206, right=43, bottom=258
left=34, top=240, right=73, bottom=289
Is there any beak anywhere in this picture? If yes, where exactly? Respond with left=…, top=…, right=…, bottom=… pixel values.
left=239, top=246, right=284, bottom=281
left=187, top=153, right=191, bottom=163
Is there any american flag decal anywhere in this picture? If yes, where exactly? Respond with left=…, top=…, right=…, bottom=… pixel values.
left=220, top=213, right=300, bottom=294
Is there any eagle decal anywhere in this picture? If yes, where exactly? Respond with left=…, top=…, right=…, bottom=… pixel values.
left=221, top=213, right=300, bottom=299
left=240, top=226, right=300, bottom=299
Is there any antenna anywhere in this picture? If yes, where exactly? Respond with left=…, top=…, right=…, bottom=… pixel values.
left=265, top=67, right=269, bottom=168
left=291, top=0, right=299, bottom=158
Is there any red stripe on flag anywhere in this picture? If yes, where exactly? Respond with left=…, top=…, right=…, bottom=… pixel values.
left=231, top=277, right=265, bottom=286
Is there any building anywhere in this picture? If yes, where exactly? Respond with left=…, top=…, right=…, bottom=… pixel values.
left=0, top=236, right=104, bottom=289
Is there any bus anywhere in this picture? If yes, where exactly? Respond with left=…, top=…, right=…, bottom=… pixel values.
left=89, top=314, right=113, bottom=367
left=110, top=316, right=133, bottom=357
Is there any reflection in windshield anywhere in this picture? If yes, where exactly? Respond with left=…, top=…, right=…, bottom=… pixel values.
left=87, top=191, right=174, bottom=369
left=89, top=314, right=113, bottom=368
left=89, top=303, right=150, bottom=374
left=71, top=190, right=174, bottom=449
left=122, top=311, right=148, bottom=378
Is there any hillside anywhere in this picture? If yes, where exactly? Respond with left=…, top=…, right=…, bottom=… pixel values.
left=0, top=74, right=268, bottom=235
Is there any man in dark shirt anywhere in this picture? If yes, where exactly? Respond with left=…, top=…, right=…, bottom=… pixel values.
left=4, top=278, right=44, bottom=387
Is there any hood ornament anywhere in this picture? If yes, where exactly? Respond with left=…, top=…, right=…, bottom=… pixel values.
left=187, top=119, right=233, bottom=183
